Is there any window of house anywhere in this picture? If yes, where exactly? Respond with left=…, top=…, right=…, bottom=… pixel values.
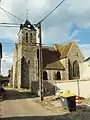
left=26, top=33, right=28, bottom=42
left=43, top=71, right=48, bottom=80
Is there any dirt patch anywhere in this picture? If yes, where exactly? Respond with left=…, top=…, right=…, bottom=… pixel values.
left=82, top=97, right=90, bottom=105
left=34, top=96, right=69, bottom=114
left=34, top=96, right=90, bottom=120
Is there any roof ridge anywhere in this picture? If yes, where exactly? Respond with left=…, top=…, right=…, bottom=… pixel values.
left=84, top=57, right=90, bottom=62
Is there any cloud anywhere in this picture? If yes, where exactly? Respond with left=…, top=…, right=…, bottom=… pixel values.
left=1, top=52, right=13, bottom=76
left=79, top=44, right=90, bottom=59
left=0, top=0, right=90, bottom=75
left=1, top=0, right=90, bottom=42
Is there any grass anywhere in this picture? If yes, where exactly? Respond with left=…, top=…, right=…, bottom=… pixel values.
left=3, top=86, right=13, bottom=90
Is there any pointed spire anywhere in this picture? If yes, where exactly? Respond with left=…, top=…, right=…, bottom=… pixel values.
left=25, top=0, right=29, bottom=20
left=26, top=9, right=28, bottom=20
left=23, top=19, right=36, bottom=31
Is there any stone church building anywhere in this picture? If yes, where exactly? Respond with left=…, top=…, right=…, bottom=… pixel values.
left=12, top=20, right=84, bottom=91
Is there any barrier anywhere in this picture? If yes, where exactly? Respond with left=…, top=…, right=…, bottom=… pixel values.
left=76, top=96, right=81, bottom=105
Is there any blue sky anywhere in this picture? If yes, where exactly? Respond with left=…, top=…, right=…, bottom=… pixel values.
left=1, top=22, right=90, bottom=76
left=1, top=38, right=14, bottom=52
left=1, top=23, right=90, bottom=58
left=69, top=23, right=90, bottom=44
left=0, top=0, right=90, bottom=75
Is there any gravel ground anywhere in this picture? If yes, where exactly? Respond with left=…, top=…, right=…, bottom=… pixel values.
left=34, top=96, right=68, bottom=114
left=82, top=97, right=90, bottom=105
left=34, top=96, right=90, bottom=120
left=2, top=88, right=90, bottom=120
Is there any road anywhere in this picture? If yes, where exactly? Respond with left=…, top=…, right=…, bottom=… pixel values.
left=0, top=89, right=69, bottom=120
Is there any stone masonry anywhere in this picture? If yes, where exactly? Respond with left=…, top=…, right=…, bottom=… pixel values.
left=13, top=20, right=38, bottom=89
left=12, top=20, right=84, bottom=96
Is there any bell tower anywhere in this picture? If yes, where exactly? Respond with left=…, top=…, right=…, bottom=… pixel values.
left=17, top=19, right=38, bottom=89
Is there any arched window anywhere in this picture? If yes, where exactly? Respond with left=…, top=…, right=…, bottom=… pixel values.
left=30, top=33, right=33, bottom=42
left=56, top=71, right=61, bottom=80
left=43, top=71, right=48, bottom=80
left=26, top=33, right=28, bottom=42
left=21, top=56, right=29, bottom=88
left=28, top=60, right=30, bottom=64
left=73, top=60, right=80, bottom=79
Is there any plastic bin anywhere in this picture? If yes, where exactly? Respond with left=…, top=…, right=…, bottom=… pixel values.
left=60, top=93, right=76, bottom=112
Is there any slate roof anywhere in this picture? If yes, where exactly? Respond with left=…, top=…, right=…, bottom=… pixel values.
left=84, top=57, right=90, bottom=62
left=45, top=60, right=64, bottom=70
left=39, top=46, right=64, bottom=70
left=20, top=19, right=36, bottom=31
left=54, top=41, right=74, bottom=59
left=40, top=42, right=75, bottom=70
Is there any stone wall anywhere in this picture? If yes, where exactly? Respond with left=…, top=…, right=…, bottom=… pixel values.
left=31, top=80, right=55, bottom=96
left=12, top=44, right=18, bottom=88
left=60, top=58, right=69, bottom=80
left=80, top=61, right=90, bottom=80
left=44, top=69, right=64, bottom=80
left=67, top=42, right=84, bottom=79
left=13, top=25, right=38, bottom=89
left=21, top=44, right=38, bottom=88
left=55, top=79, right=90, bottom=98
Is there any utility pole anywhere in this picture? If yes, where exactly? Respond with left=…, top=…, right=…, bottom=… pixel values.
left=38, top=22, right=44, bottom=101
left=77, top=79, right=80, bottom=96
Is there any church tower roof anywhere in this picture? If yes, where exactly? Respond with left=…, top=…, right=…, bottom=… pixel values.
left=20, top=19, right=36, bottom=31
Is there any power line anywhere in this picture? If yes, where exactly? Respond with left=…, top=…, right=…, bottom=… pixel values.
left=3, top=9, right=18, bottom=23
left=0, top=6, right=23, bottom=22
left=0, top=22, right=20, bottom=25
left=1, top=42, right=15, bottom=44
left=0, top=22, right=20, bottom=28
left=3, top=45, right=14, bottom=47
left=4, top=47, right=14, bottom=56
left=0, top=25, right=19, bottom=27
left=37, top=0, right=66, bottom=24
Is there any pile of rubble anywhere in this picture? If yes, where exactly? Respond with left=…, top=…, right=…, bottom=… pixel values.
left=82, top=97, right=90, bottom=105
left=34, top=96, right=90, bottom=120
left=34, top=96, right=69, bottom=114
left=68, top=105, right=90, bottom=120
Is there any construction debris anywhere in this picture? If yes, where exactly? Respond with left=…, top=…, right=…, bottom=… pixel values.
left=34, top=96, right=90, bottom=120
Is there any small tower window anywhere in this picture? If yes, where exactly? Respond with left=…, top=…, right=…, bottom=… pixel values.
left=28, top=60, right=30, bottom=64
left=30, top=33, right=33, bottom=42
left=26, top=33, right=28, bottom=42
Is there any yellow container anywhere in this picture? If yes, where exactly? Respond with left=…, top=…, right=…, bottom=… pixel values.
left=60, top=92, right=75, bottom=98
left=60, top=92, right=76, bottom=111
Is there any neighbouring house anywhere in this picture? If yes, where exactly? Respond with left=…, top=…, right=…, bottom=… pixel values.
left=8, top=68, right=13, bottom=87
left=0, top=75, right=9, bottom=86
left=12, top=19, right=84, bottom=95
left=80, top=57, right=90, bottom=80
left=0, top=43, right=2, bottom=74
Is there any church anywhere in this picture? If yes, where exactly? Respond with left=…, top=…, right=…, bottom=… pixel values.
left=12, top=20, right=84, bottom=92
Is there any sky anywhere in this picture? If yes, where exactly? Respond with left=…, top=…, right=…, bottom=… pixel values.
left=0, top=0, right=90, bottom=75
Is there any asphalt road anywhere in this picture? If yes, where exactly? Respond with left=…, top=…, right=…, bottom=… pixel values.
left=0, top=89, right=70, bottom=120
